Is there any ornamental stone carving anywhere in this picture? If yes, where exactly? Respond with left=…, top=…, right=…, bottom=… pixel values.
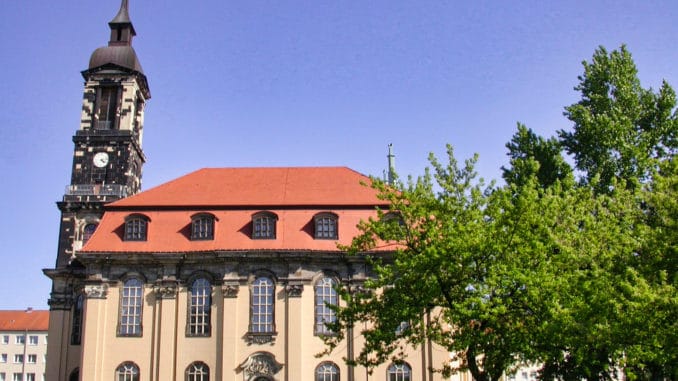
left=246, top=332, right=276, bottom=345
left=222, top=284, right=240, bottom=298
left=238, top=352, right=283, bottom=381
left=285, top=283, right=304, bottom=297
left=83, top=284, right=108, bottom=299
left=47, top=293, right=73, bottom=310
left=153, top=282, right=178, bottom=299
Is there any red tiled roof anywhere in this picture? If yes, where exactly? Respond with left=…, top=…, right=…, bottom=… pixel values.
left=0, top=310, right=49, bottom=331
left=82, top=167, right=392, bottom=253
left=110, top=167, right=384, bottom=207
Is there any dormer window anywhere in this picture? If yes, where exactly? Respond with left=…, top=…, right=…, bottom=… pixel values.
left=314, top=213, right=338, bottom=240
left=191, top=214, right=215, bottom=240
left=252, top=212, right=277, bottom=239
left=124, top=214, right=149, bottom=241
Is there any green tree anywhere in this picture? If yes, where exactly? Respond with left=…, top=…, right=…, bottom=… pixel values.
left=559, top=45, right=678, bottom=194
left=324, top=146, right=592, bottom=381
left=502, top=123, right=572, bottom=188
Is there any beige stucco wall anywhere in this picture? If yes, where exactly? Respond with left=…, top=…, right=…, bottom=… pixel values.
left=71, top=269, right=450, bottom=381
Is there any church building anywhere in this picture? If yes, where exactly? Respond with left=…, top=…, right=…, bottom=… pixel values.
left=43, top=2, right=449, bottom=380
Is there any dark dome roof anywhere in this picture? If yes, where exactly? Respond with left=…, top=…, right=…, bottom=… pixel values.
left=88, top=45, right=144, bottom=73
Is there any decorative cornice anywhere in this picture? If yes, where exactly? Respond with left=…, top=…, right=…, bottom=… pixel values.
left=222, top=284, right=240, bottom=298
left=285, top=283, right=304, bottom=297
left=84, top=284, right=109, bottom=299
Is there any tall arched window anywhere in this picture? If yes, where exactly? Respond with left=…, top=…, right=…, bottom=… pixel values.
left=70, top=294, right=84, bottom=345
left=188, top=278, right=211, bottom=336
left=115, top=362, right=139, bottom=381
left=68, top=368, right=79, bottom=381
left=186, top=362, right=209, bottom=381
left=250, top=277, right=274, bottom=333
left=387, top=363, right=411, bottom=381
left=315, top=362, right=339, bottom=381
left=118, top=278, right=143, bottom=336
left=83, top=223, right=97, bottom=244
left=314, top=277, right=338, bottom=335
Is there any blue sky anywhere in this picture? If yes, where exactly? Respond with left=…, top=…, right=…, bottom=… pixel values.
left=1, top=1, right=677, bottom=309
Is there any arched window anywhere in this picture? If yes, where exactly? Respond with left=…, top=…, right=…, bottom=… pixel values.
left=188, top=278, right=211, bottom=336
left=83, top=223, right=98, bottom=244
left=387, top=363, right=411, bottom=381
left=124, top=215, right=149, bottom=241
left=252, top=212, right=277, bottom=239
left=118, top=278, right=143, bottom=336
left=115, top=362, right=139, bottom=381
left=250, top=277, right=274, bottom=333
left=186, top=362, right=209, bottom=381
left=314, top=213, right=338, bottom=239
left=191, top=214, right=215, bottom=240
left=68, top=368, right=79, bottom=381
left=314, top=277, right=338, bottom=335
left=315, top=362, right=339, bottom=381
left=70, top=294, right=84, bottom=345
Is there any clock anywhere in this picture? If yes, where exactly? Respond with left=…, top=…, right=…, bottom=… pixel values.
left=93, top=152, right=109, bottom=168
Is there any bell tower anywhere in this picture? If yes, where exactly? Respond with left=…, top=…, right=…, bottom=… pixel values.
left=56, top=0, right=151, bottom=268
left=44, top=2, right=150, bottom=380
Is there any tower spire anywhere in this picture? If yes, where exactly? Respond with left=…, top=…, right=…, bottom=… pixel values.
left=387, top=143, right=396, bottom=185
left=110, top=0, right=131, bottom=24
left=108, top=0, right=136, bottom=46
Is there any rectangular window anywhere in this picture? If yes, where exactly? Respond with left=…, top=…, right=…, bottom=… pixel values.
left=94, top=87, right=118, bottom=130
left=15, top=336, right=24, bottom=345
left=12, top=374, right=22, bottom=381
left=1, top=354, right=6, bottom=362
left=13, top=354, right=23, bottom=363
left=1, top=336, right=8, bottom=344
left=28, top=336, right=38, bottom=345
left=25, top=375, right=34, bottom=381
left=0, top=372, right=5, bottom=381
left=27, top=354, right=36, bottom=364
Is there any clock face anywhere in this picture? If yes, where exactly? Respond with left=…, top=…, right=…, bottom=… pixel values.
left=93, top=152, right=109, bottom=168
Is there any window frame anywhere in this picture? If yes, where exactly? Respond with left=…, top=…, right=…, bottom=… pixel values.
left=187, top=277, right=212, bottom=337
left=71, top=294, right=84, bottom=345
left=314, top=276, right=338, bottom=335
left=27, top=354, right=37, bottom=364
left=185, top=361, right=210, bottom=381
left=13, top=354, right=23, bottom=364
left=15, top=336, right=24, bottom=345
left=28, top=335, right=38, bottom=345
left=93, top=86, right=120, bottom=130
left=387, top=363, right=412, bottom=381
left=114, top=362, right=139, bottom=381
left=190, top=213, right=216, bottom=241
left=315, top=362, right=340, bottom=381
left=313, top=213, right=338, bottom=240
left=252, top=212, right=278, bottom=240
left=117, top=278, right=144, bottom=337
left=249, top=276, right=275, bottom=334
left=82, top=223, right=98, bottom=244
left=124, top=214, right=149, bottom=242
